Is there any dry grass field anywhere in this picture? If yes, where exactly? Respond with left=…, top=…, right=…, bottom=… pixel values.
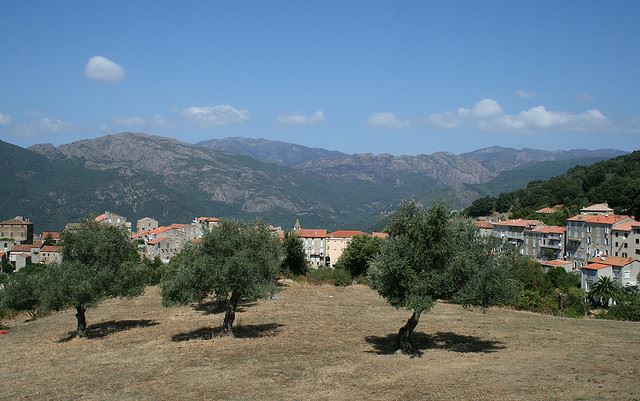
left=1, top=281, right=639, bottom=401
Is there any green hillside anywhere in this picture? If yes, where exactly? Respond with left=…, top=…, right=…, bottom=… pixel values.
left=464, top=150, right=640, bottom=220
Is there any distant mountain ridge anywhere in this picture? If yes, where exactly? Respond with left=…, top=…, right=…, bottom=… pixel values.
left=1, top=133, right=626, bottom=231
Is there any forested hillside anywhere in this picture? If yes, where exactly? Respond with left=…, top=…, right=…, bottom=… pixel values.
left=464, top=150, right=640, bottom=220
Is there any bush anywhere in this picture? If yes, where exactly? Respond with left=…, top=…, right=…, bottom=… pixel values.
left=143, top=257, right=166, bottom=285
left=305, top=268, right=352, bottom=286
left=601, top=292, right=640, bottom=321
left=514, top=289, right=556, bottom=313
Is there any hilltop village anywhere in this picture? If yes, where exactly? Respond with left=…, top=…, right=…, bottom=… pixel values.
left=0, top=212, right=387, bottom=273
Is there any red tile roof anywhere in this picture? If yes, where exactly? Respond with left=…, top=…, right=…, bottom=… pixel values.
left=94, top=213, right=108, bottom=222
left=41, top=245, right=63, bottom=253
left=531, top=226, right=566, bottom=234
left=0, top=218, right=32, bottom=225
left=535, top=207, right=558, bottom=214
left=492, top=219, right=542, bottom=228
left=567, top=214, right=631, bottom=225
left=329, top=230, right=367, bottom=238
left=295, top=229, right=327, bottom=238
left=32, top=240, right=45, bottom=248
left=40, top=231, right=60, bottom=239
left=197, top=217, right=222, bottom=223
left=612, top=221, right=640, bottom=232
left=10, top=244, right=32, bottom=252
left=132, top=226, right=173, bottom=238
left=539, top=259, right=570, bottom=267
left=475, top=220, right=493, bottom=229
left=0, top=251, right=4, bottom=258
left=372, top=232, right=389, bottom=239
left=588, top=256, right=633, bottom=268
left=582, top=263, right=610, bottom=270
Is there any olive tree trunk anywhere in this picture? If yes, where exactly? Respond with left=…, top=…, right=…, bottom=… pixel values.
left=395, top=309, right=422, bottom=353
left=221, top=291, right=240, bottom=335
left=75, top=306, right=88, bottom=338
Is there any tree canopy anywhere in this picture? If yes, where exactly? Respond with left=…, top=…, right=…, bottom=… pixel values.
left=161, top=220, right=281, bottom=334
left=39, top=221, right=146, bottom=337
left=368, top=201, right=514, bottom=353
left=281, top=232, right=307, bottom=276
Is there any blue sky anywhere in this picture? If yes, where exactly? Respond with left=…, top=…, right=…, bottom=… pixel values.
left=1, top=1, right=639, bottom=154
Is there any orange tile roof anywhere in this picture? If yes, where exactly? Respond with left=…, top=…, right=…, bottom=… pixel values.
left=132, top=226, right=173, bottom=238
left=535, top=207, right=558, bottom=214
left=532, top=226, right=566, bottom=234
left=10, top=244, right=32, bottom=252
left=197, top=217, right=222, bottom=222
left=0, top=251, right=4, bottom=258
left=612, top=221, right=640, bottom=232
left=567, top=214, right=631, bottom=225
left=475, top=220, right=493, bottom=229
left=32, top=240, right=44, bottom=248
left=329, top=230, right=367, bottom=238
left=191, top=238, right=202, bottom=244
left=41, top=245, right=63, bottom=253
left=372, top=232, right=389, bottom=239
left=41, top=231, right=60, bottom=239
left=170, top=223, right=186, bottom=229
left=582, top=263, right=610, bottom=270
left=492, top=219, right=542, bottom=228
left=296, top=229, right=327, bottom=238
left=588, top=256, right=633, bottom=267
left=539, top=259, right=569, bottom=267
left=94, top=213, right=108, bottom=222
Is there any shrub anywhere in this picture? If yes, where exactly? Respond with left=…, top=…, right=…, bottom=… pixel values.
left=306, top=268, right=352, bottom=286
left=514, top=289, right=555, bottom=313
left=601, top=292, right=640, bottom=321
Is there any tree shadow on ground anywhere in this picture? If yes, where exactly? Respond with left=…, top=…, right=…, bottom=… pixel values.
left=58, top=319, right=158, bottom=342
left=194, top=300, right=257, bottom=315
left=365, top=331, right=505, bottom=357
left=171, top=323, right=283, bottom=342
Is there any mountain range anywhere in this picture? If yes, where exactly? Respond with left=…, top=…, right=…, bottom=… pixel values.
left=0, top=132, right=626, bottom=231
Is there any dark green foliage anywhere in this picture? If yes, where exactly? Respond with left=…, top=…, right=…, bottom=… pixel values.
left=143, top=257, right=166, bottom=285
left=0, top=265, right=47, bottom=318
left=305, top=267, right=352, bottom=286
left=464, top=151, right=640, bottom=218
left=602, top=292, right=640, bottom=321
left=546, top=267, right=581, bottom=291
left=588, top=276, right=623, bottom=308
left=38, top=221, right=146, bottom=337
left=161, top=220, right=281, bottom=334
left=281, top=232, right=307, bottom=276
left=335, top=235, right=383, bottom=278
left=368, top=201, right=513, bottom=353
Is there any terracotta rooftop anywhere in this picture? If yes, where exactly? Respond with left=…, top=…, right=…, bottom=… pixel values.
left=40, top=231, right=60, bottom=239
left=581, top=203, right=613, bottom=212
left=582, top=263, right=610, bottom=270
left=372, top=232, right=389, bottom=239
left=94, top=213, right=108, bottom=222
left=329, top=230, right=367, bottom=238
left=535, top=207, right=559, bottom=214
left=295, top=229, right=328, bottom=238
left=475, top=220, right=493, bottom=229
left=539, top=259, right=570, bottom=267
left=41, top=245, right=63, bottom=253
left=588, top=256, right=633, bottom=268
left=132, top=226, right=173, bottom=238
left=197, top=217, right=222, bottom=223
left=612, top=221, right=640, bottom=232
left=10, top=244, right=33, bottom=252
left=531, top=226, right=566, bottom=234
left=492, top=219, right=542, bottom=228
left=567, top=214, right=630, bottom=225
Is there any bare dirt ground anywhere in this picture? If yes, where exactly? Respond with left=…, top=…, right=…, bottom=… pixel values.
left=1, top=282, right=639, bottom=401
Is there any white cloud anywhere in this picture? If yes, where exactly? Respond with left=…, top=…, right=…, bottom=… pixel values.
left=515, top=89, right=536, bottom=99
left=111, top=116, right=146, bottom=127
left=367, top=112, right=411, bottom=128
left=426, top=98, right=612, bottom=133
left=150, top=114, right=173, bottom=128
left=12, top=117, right=73, bottom=137
left=0, top=113, right=12, bottom=125
left=181, top=105, right=250, bottom=127
left=84, top=56, right=125, bottom=82
left=278, top=110, right=326, bottom=126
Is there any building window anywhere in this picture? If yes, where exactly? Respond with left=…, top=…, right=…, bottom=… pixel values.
left=624, top=243, right=628, bottom=248
left=624, top=271, right=630, bottom=279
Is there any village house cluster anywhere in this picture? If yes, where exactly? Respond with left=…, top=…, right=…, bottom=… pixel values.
left=476, top=203, right=640, bottom=292
left=0, top=212, right=386, bottom=273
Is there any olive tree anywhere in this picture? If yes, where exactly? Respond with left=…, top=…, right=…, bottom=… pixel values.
left=281, top=232, right=307, bottom=276
left=335, top=235, right=383, bottom=278
left=161, top=220, right=281, bottom=334
left=39, top=221, right=146, bottom=338
left=368, top=201, right=515, bottom=353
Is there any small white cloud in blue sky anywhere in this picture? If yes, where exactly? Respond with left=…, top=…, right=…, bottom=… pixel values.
left=278, top=111, right=326, bottom=126
left=12, top=117, right=73, bottom=137
left=181, top=105, right=250, bottom=127
left=0, top=113, right=12, bottom=125
left=367, top=112, right=411, bottom=128
left=515, top=89, right=536, bottom=99
left=426, top=98, right=611, bottom=133
left=84, top=56, right=125, bottom=82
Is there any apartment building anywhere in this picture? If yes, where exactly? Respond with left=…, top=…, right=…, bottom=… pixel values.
left=491, top=219, right=544, bottom=251
left=294, top=228, right=328, bottom=267
left=325, top=230, right=367, bottom=267
left=133, top=222, right=200, bottom=263
left=565, top=213, right=635, bottom=269
left=0, top=216, right=34, bottom=245
left=474, top=220, right=493, bottom=237
left=524, top=226, right=566, bottom=260
left=95, top=211, right=132, bottom=232
left=580, top=256, right=639, bottom=291
left=136, top=217, right=159, bottom=233
left=611, top=221, right=640, bottom=260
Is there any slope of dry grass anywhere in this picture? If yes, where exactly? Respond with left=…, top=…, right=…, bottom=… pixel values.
left=1, top=282, right=639, bottom=401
